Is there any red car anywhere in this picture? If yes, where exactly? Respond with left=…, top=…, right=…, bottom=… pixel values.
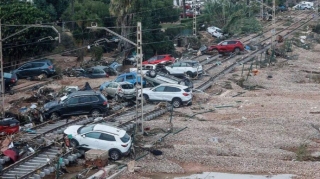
left=208, top=40, right=244, bottom=54
left=142, top=54, right=175, bottom=65
left=0, top=118, right=20, bottom=135
left=180, top=11, right=195, bottom=18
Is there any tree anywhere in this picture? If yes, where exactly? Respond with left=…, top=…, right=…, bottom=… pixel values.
left=33, top=0, right=69, bottom=21
left=0, top=1, right=57, bottom=69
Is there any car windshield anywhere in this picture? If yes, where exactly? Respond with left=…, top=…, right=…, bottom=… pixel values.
left=78, top=125, right=95, bottom=134
left=3, top=73, right=12, bottom=78
left=120, top=133, right=131, bottom=143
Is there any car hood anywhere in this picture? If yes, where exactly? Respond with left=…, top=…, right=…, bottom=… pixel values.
left=44, top=100, right=60, bottom=110
left=64, top=125, right=82, bottom=136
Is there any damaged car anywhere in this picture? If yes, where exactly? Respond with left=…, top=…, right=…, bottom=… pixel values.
left=43, top=91, right=109, bottom=120
left=64, top=123, right=132, bottom=160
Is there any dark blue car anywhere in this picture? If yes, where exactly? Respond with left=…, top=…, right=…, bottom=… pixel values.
left=12, top=59, right=55, bottom=78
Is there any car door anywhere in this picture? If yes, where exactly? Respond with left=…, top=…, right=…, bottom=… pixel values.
left=61, top=96, right=80, bottom=116
left=97, top=133, right=117, bottom=151
left=149, top=86, right=166, bottom=101
left=77, top=96, right=93, bottom=114
left=79, top=132, right=101, bottom=149
left=30, top=62, right=44, bottom=76
left=17, top=63, right=33, bottom=77
left=219, top=41, right=228, bottom=52
left=167, top=63, right=180, bottom=75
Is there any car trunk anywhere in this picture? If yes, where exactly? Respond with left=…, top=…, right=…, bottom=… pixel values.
left=121, top=84, right=136, bottom=95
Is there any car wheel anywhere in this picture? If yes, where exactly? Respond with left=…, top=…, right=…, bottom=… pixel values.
left=143, top=94, right=149, bottom=103
left=148, top=70, right=157, bottom=78
left=234, top=48, right=240, bottom=54
left=212, top=49, right=219, bottom=54
left=172, top=98, right=182, bottom=108
left=9, top=90, right=14, bottom=95
left=109, top=150, right=121, bottom=161
left=186, top=71, right=194, bottom=78
left=91, top=109, right=101, bottom=117
left=40, top=73, right=48, bottom=79
left=70, top=139, right=79, bottom=148
left=50, top=112, right=60, bottom=120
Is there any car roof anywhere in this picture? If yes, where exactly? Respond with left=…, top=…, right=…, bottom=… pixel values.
left=157, top=83, right=189, bottom=88
left=93, top=66, right=111, bottom=69
left=29, top=58, right=53, bottom=63
left=68, top=90, right=101, bottom=97
left=117, top=81, right=132, bottom=85
left=93, top=124, right=125, bottom=136
left=182, top=60, right=199, bottom=63
left=119, top=72, right=137, bottom=76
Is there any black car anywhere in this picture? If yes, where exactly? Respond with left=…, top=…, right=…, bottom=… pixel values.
left=12, top=59, right=56, bottom=79
left=43, top=91, right=109, bottom=119
left=0, top=72, right=17, bottom=94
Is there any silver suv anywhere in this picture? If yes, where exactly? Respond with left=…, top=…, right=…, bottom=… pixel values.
left=103, top=82, right=136, bottom=101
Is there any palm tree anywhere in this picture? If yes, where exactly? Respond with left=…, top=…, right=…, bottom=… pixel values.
left=109, top=0, right=134, bottom=51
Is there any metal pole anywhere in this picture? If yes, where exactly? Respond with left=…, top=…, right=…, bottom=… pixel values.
left=137, top=22, right=143, bottom=134
left=0, top=19, right=4, bottom=118
left=272, top=0, right=275, bottom=51
left=193, top=8, right=196, bottom=36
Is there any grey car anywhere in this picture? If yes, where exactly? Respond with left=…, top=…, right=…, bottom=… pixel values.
left=104, top=82, right=136, bottom=101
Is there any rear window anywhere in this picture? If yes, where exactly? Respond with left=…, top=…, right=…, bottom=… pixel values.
left=183, top=88, right=191, bottom=92
left=120, top=133, right=131, bottom=143
left=3, top=73, right=12, bottom=78
left=99, top=94, right=108, bottom=101
left=121, top=84, right=134, bottom=89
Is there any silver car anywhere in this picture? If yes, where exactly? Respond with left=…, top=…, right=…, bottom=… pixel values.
left=104, top=82, right=136, bottom=101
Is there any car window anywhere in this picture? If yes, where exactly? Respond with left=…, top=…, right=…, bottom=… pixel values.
left=79, top=96, right=91, bottom=103
left=32, top=63, right=43, bottom=68
left=157, top=56, right=165, bottom=60
left=165, top=86, right=181, bottom=92
left=85, top=132, right=101, bottom=139
left=90, top=96, right=99, bottom=102
left=153, top=86, right=166, bottom=92
left=99, top=94, right=108, bottom=101
left=3, top=73, right=12, bottom=78
left=221, top=41, right=228, bottom=45
left=172, top=63, right=180, bottom=67
left=228, top=41, right=236, bottom=45
left=20, top=63, right=32, bottom=69
left=120, top=133, right=130, bottom=143
left=148, top=56, right=157, bottom=61
left=126, top=75, right=134, bottom=80
left=183, top=88, right=191, bottom=92
left=115, top=77, right=124, bottom=82
left=100, top=133, right=116, bottom=141
left=94, top=69, right=104, bottom=74
left=67, top=97, right=79, bottom=105
left=180, top=63, right=190, bottom=67
left=121, top=84, right=134, bottom=89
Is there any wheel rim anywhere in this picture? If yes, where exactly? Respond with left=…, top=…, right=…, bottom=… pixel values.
left=187, top=72, right=193, bottom=78
left=235, top=48, right=240, bottom=53
left=70, top=140, right=77, bottom=147
left=110, top=151, right=119, bottom=160
left=92, top=110, right=100, bottom=117
left=173, top=100, right=180, bottom=108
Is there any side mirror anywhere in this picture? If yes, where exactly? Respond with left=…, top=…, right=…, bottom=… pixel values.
left=81, top=135, right=86, bottom=138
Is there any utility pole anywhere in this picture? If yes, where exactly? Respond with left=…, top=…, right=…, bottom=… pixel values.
left=86, top=22, right=144, bottom=133
left=315, top=0, right=319, bottom=21
left=136, top=22, right=144, bottom=134
left=193, top=8, right=197, bottom=36
left=271, top=0, right=276, bottom=51
left=261, top=0, right=264, bottom=20
left=0, top=20, right=4, bottom=118
left=0, top=23, right=60, bottom=117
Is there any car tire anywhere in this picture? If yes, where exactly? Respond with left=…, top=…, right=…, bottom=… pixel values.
left=234, top=48, right=240, bottom=54
left=109, top=150, right=121, bottom=161
left=143, top=94, right=149, bottom=103
left=172, top=98, right=182, bottom=108
left=9, top=90, right=14, bottom=95
left=148, top=70, right=157, bottom=78
left=91, top=109, right=101, bottom=117
left=212, top=49, right=219, bottom=54
left=50, top=112, right=60, bottom=120
left=186, top=71, right=194, bottom=78
left=40, top=73, right=48, bottom=79
left=70, top=139, right=79, bottom=148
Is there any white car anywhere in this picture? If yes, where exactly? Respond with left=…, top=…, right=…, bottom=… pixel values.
left=64, top=124, right=132, bottom=160
left=165, top=61, right=203, bottom=78
left=139, top=83, right=192, bottom=108
left=207, top=26, right=224, bottom=38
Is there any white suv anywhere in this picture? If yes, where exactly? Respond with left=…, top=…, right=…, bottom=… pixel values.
left=139, top=83, right=192, bottom=108
left=64, top=124, right=132, bottom=160
left=165, top=61, right=203, bottom=78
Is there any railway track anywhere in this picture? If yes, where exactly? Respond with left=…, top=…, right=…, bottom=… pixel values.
left=195, top=13, right=313, bottom=91
left=0, top=103, right=169, bottom=179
